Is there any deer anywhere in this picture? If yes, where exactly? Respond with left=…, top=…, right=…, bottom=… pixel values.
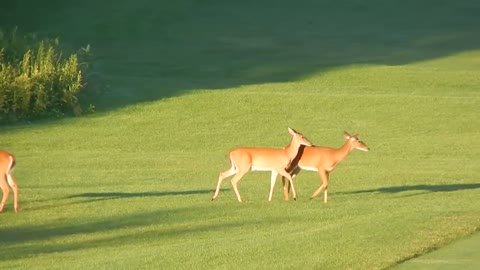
left=282, top=131, right=369, bottom=203
left=0, top=150, right=19, bottom=213
left=211, top=127, right=313, bottom=202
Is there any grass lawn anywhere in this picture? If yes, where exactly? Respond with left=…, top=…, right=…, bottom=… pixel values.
left=0, top=1, right=479, bottom=269
left=393, top=232, right=480, bottom=270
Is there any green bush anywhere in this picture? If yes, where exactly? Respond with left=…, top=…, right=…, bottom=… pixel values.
left=0, top=28, right=91, bottom=122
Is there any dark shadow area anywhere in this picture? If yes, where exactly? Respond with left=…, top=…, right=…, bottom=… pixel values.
left=61, top=189, right=224, bottom=206
left=19, top=189, right=226, bottom=212
left=0, top=219, right=271, bottom=261
left=341, top=183, right=480, bottom=195
left=1, top=0, right=479, bottom=113
left=0, top=205, right=282, bottom=261
left=68, top=189, right=216, bottom=199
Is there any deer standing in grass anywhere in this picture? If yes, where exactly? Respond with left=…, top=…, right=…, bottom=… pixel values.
left=211, top=127, right=312, bottom=202
left=0, top=151, right=19, bottom=213
left=283, top=131, right=369, bottom=203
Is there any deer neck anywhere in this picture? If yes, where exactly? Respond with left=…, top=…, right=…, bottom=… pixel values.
left=284, top=140, right=301, bottom=160
left=335, top=140, right=354, bottom=163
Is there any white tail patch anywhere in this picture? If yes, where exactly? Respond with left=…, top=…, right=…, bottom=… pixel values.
left=6, top=155, right=15, bottom=186
left=7, top=155, right=14, bottom=171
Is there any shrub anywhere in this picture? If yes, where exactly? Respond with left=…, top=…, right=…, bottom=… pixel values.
left=0, top=28, right=91, bottom=122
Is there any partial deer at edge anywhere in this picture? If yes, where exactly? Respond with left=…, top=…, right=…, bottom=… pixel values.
left=0, top=150, right=19, bottom=213
left=283, top=131, right=369, bottom=203
left=212, top=127, right=312, bottom=202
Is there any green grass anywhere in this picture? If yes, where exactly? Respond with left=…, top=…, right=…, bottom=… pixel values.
left=0, top=1, right=479, bottom=269
left=393, top=232, right=480, bottom=270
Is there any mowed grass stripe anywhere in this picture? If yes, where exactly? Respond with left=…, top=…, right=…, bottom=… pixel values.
left=1, top=0, right=479, bottom=269
left=0, top=67, right=478, bottom=269
left=392, top=232, right=480, bottom=270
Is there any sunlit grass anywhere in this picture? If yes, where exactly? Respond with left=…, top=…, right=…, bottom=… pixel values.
left=0, top=1, right=479, bottom=269
left=0, top=56, right=478, bottom=269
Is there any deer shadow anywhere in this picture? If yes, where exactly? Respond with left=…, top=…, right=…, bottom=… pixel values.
left=340, top=183, right=480, bottom=196
left=68, top=189, right=216, bottom=199
left=23, top=189, right=228, bottom=212
left=59, top=189, right=226, bottom=206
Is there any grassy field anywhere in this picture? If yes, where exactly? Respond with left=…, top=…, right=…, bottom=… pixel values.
left=0, top=1, right=479, bottom=269
left=393, top=232, right=480, bottom=270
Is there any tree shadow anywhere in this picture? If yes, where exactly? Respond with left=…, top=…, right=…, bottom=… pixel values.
left=1, top=0, right=479, bottom=113
left=0, top=205, right=281, bottom=261
left=0, top=218, right=273, bottom=262
left=341, top=183, right=480, bottom=195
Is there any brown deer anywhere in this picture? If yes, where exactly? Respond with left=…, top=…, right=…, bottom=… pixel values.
left=212, top=127, right=312, bottom=202
left=0, top=151, right=19, bottom=213
left=283, top=131, right=369, bottom=203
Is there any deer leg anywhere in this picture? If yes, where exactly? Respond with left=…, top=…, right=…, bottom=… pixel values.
left=6, top=172, right=18, bottom=213
left=230, top=168, right=248, bottom=203
left=278, top=168, right=297, bottom=201
left=323, top=172, right=330, bottom=203
left=0, top=174, right=9, bottom=212
left=212, top=162, right=237, bottom=201
left=281, top=176, right=288, bottom=200
left=282, top=166, right=300, bottom=200
left=310, top=170, right=328, bottom=202
left=268, top=171, right=279, bottom=202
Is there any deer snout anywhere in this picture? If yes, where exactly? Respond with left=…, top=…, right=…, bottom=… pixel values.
left=360, top=145, right=369, bottom=151
left=357, top=142, right=369, bottom=152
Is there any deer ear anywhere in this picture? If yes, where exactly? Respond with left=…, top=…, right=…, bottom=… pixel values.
left=288, top=127, right=296, bottom=135
left=343, top=131, right=351, bottom=139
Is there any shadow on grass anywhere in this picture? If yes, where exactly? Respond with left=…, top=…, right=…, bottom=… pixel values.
left=0, top=205, right=281, bottom=262
left=20, top=189, right=229, bottom=212
left=1, top=0, right=479, bottom=113
left=62, top=189, right=227, bottom=206
left=342, top=183, right=480, bottom=195
left=68, top=189, right=217, bottom=199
